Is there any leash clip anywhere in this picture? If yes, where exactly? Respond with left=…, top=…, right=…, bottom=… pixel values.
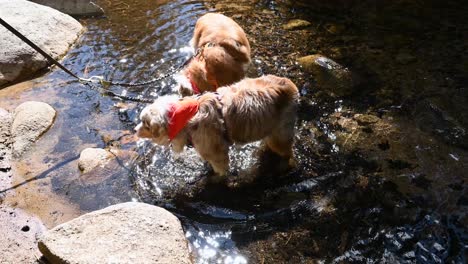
left=79, top=75, right=104, bottom=84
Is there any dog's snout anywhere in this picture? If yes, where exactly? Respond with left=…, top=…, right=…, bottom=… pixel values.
left=134, top=123, right=142, bottom=132
left=135, top=123, right=145, bottom=138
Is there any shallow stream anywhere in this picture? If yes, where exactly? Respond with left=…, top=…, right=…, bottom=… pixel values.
left=0, top=0, right=466, bottom=263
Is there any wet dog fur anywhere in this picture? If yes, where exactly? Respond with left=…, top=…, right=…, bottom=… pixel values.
left=177, top=13, right=251, bottom=96
left=135, top=75, right=299, bottom=178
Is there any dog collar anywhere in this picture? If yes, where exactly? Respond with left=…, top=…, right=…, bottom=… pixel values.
left=189, top=75, right=219, bottom=94
left=167, top=98, right=199, bottom=140
left=207, top=75, right=219, bottom=90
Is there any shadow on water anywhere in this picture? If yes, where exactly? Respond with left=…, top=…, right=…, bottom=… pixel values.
left=0, top=155, right=79, bottom=194
left=0, top=0, right=466, bottom=263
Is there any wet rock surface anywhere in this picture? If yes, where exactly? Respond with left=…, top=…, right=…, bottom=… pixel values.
left=0, top=0, right=83, bottom=87
left=11, top=101, right=56, bottom=157
left=38, top=202, right=191, bottom=264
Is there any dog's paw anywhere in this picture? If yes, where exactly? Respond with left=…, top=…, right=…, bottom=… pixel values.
left=206, top=173, right=228, bottom=187
left=287, top=157, right=297, bottom=170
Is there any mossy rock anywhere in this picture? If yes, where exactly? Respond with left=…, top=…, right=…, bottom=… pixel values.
left=297, top=54, right=356, bottom=96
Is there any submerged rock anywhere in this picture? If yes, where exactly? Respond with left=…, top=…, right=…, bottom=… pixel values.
left=332, top=113, right=398, bottom=152
left=283, top=19, right=312, bottom=30
left=38, top=202, right=191, bottom=264
left=11, top=101, right=56, bottom=158
left=297, top=54, right=356, bottom=96
left=0, top=0, right=83, bottom=87
left=329, top=112, right=416, bottom=171
left=78, top=148, right=113, bottom=174
left=214, top=3, right=253, bottom=13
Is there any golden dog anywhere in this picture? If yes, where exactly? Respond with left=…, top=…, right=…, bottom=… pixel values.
left=177, top=13, right=251, bottom=96
left=135, top=75, right=299, bottom=179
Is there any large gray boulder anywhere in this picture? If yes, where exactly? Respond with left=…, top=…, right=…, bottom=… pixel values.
left=11, top=101, right=56, bottom=157
left=38, top=202, right=192, bottom=264
left=0, top=0, right=83, bottom=87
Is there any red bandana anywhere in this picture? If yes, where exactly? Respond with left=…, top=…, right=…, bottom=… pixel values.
left=167, top=99, right=199, bottom=140
left=189, top=78, right=201, bottom=94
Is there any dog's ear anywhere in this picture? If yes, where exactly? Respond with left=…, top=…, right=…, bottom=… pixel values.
left=150, top=123, right=160, bottom=138
left=217, top=38, right=251, bottom=63
left=149, top=121, right=163, bottom=138
left=149, top=115, right=168, bottom=139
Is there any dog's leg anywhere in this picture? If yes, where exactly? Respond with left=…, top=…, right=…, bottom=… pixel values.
left=195, top=138, right=230, bottom=178
left=265, top=132, right=294, bottom=159
left=266, top=102, right=297, bottom=160
left=203, top=144, right=229, bottom=177
left=171, top=133, right=187, bottom=153
left=264, top=113, right=296, bottom=160
left=264, top=130, right=296, bottom=172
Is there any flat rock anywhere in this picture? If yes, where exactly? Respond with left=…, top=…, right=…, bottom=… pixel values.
left=0, top=108, right=12, bottom=171
left=11, top=101, right=56, bottom=157
left=78, top=148, right=113, bottom=174
left=297, top=54, right=356, bottom=97
left=0, top=108, right=12, bottom=146
left=283, top=19, right=312, bottom=30
left=30, top=0, right=104, bottom=16
left=38, top=202, right=192, bottom=264
left=0, top=206, right=47, bottom=264
left=0, top=0, right=83, bottom=87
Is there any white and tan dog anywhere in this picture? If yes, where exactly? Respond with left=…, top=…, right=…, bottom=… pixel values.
left=135, top=75, right=299, bottom=178
left=177, top=13, right=251, bottom=96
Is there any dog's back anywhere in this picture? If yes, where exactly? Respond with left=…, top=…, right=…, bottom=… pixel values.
left=219, top=75, right=298, bottom=144
left=192, top=13, right=251, bottom=63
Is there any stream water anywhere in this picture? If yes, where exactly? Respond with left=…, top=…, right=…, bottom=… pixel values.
left=0, top=0, right=466, bottom=263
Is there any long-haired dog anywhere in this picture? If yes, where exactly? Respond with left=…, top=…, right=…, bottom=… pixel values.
left=177, top=13, right=251, bottom=96
left=135, top=75, right=299, bottom=179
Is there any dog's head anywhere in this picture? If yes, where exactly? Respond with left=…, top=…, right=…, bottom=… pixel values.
left=134, top=95, right=179, bottom=146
